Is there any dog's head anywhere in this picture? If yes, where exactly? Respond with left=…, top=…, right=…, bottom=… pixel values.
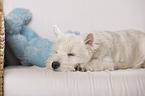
left=46, top=25, right=100, bottom=71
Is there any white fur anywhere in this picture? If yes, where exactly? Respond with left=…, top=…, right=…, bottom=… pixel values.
left=46, top=26, right=145, bottom=71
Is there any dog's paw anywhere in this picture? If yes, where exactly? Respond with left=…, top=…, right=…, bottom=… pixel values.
left=75, top=65, right=82, bottom=71
left=75, top=64, right=84, bottom=72
left=84, top=67, right=95, bottom=71
left=74, top=64, right=87, bottom=72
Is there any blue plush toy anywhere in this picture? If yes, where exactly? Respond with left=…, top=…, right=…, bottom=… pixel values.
left=5, top=8, right=54, bottom=67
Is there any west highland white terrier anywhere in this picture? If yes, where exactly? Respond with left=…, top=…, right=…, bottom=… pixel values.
left=46, top=25, right=145, bottom=71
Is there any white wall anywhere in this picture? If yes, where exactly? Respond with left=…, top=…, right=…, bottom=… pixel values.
left=3, top=0, right=145, bottom=40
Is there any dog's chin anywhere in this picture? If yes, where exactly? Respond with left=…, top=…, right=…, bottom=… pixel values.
left=53, top=69, right=61, bottom=72
left=53, top=66, right=75, bottom=72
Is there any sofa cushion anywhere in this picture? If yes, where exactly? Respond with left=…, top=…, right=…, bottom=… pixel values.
left=4, top=66, right=145, bottom=96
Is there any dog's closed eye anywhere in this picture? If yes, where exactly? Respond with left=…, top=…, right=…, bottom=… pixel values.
left=68, top=53, right=75, bottom=56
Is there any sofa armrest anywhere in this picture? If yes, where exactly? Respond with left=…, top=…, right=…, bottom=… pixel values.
left=0, top=0, right=5, bottom=96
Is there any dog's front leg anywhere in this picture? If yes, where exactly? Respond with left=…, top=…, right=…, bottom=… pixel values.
left=84, top=56, right=115, bottom=71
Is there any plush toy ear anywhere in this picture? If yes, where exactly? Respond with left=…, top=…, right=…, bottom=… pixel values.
left=85, top=33, right=94, bottom=46
left=53, top=25, right=64, bottom=39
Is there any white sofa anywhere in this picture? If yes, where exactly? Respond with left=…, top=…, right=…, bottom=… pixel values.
left=4, top=66, right=145, bottom=96
left=3, top=0, right=145, bottom=96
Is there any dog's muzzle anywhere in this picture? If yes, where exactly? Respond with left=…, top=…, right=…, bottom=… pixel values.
left=52, top=61, right=60, bottom=70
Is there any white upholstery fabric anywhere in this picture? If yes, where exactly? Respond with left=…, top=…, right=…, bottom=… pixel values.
left=4, top=66, right=145, bottom=96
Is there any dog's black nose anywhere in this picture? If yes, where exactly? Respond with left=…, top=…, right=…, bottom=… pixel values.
left=52, top=61, right=60, bottom=69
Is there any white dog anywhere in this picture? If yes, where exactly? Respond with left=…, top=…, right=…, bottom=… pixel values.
left=46, top=25, right=145, bottom=71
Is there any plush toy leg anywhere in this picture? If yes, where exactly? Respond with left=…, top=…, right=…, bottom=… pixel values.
left=24, top=46, right=50, bottom=67
left=6, top=34, right=29, bottom=60
left=5, top=14, right=23, bottom=35
left=20, top=60, right=32, bottom=66
left=20, top=26, right=38, bottom=41
left=10, top=8, right=32, bottom=25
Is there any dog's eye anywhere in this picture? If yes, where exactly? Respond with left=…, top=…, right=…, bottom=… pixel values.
left=68, top=53, right=75, bottom=56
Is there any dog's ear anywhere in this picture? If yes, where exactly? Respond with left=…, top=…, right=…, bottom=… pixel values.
left=85, top=33, right=94, bottom=46
left=53, top=25, right=64, bottom=39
